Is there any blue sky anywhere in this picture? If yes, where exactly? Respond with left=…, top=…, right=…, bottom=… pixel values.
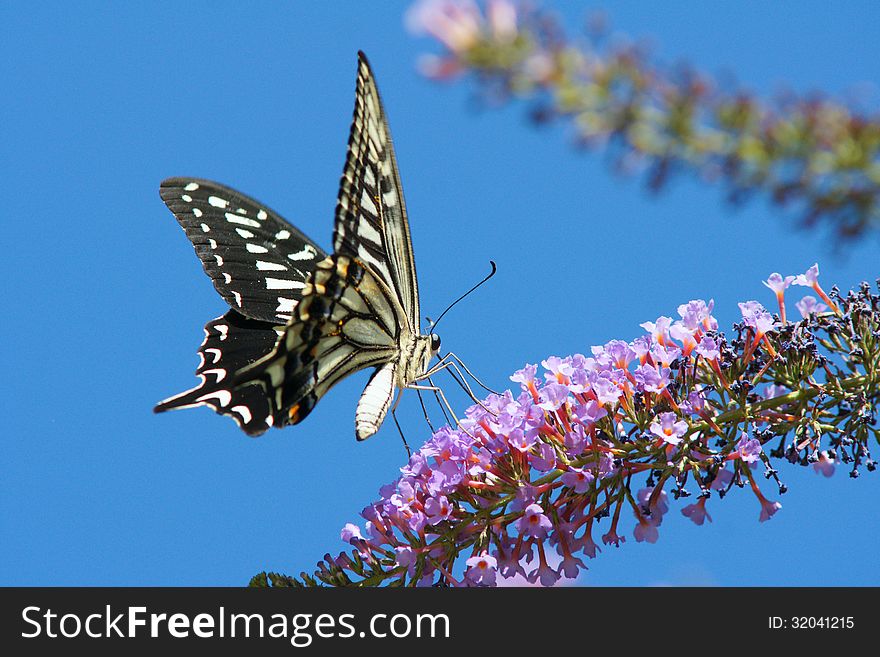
left=2, top=1, right=878, bottom=586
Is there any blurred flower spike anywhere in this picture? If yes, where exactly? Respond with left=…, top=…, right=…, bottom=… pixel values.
left=406, top=0, right=880, bottom=240
left=254, top=266, right=879, bottom=588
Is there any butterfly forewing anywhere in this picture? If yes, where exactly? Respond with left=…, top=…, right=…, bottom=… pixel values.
left=160, top=178, right=327, bottom=323
left=333, top=53, right=420, bottom=331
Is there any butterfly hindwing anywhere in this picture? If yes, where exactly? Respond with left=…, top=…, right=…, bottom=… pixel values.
left=154, top=310, right=282, bottom=435
left=160, top=178, right=327, bottom=323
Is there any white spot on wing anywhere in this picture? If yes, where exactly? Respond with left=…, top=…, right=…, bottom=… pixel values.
left=222, top=273, right=232, bottom=284
left=232, top=291, right=242, bottom=307
left=204, top=348, right=222, bottom=364
left=200, top=223, right=210, bottom=232
left=246, top=243, right=268, bottom=254
left=231, top=405, right=253, bottom=424
left=208, top=239, right=217, bottom=249
left=235, top=228, right=255, bottom=239
left=216, top=324, right=229, bottom=341
left=225, top=213, right=261, bottom=228
left=181, top=194, right=192, bottom=202
left=266, top=278, right=305, bottom=290
left=257, top=209, right=268, bottom=220
left=208, top=196, right=228, bottom=208
left=184, top=182, right=199, bottom=191
left=202, top=368, right=226, bottom=382
left=276, top=297, right=295, bottom=313
left=192, top=208, right=203, bottom=218
left=214, top=255, right=223, bottom=266
left=257, top=260, right=288, bottom=271
left=275, top=230, right=291, bottom=240
left=196, top=390, right=232, bottom=407
left=287, top=244, right=318, bottom=261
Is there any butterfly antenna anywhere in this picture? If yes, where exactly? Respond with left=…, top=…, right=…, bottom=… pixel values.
left=427, top=261, right=496, bottom=334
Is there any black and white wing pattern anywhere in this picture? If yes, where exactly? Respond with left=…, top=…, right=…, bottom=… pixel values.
left=334, top=52, right=420, bottom=328
left=154, top=310, right=283, bottom=435
left=233, top=52, right=439, bottom=440
left=154, top=179, right=327, bottom=435
left=158, top=178, right=326, bottom=323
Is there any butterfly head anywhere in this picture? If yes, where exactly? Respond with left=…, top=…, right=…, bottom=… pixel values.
left=430, top=333, right=441, bottom=356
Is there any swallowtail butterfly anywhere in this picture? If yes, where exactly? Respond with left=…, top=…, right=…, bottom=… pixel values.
left=155, top=52, right=441, bottom=439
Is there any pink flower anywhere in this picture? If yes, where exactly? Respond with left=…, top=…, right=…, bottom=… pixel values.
left=796, top=295, right=828, bottom=318
left=738, top=301, right=775, bottom=337
left=340, top=523, right=363, bottom=543
left=710, top=467, right=733, bottom=491
left=669, top=323, right=698, bottom=355
left=640, top=316, right=674, bottom=347
left=507, top=427, right=537, bottom=453
left=637, top=487, right=669, bottom=522
left=395, top=546, right=418, bottom=576
left=681, top=498, right=712, bottom=525
left=793, top=263, right=820, bottom=287
left=763, top=272, right=795, bottom=296
left=757, top=494, right=782, bottom=522
left=425, top=495, right=454, bottom=524
left=736, top=434, right=763, bottom=464
left=542, top=355, right=573, bottom=383
left=486, top=0, right=518, bottom=41
left=406, top=0, right=482, bottom=53
left=812, top=451, right=835, bottom=478
left=561, top=467, right=595, bottom=493
left=516, top=503, right=553, bottom=539
left=465, top=551, right=498, bottom=586
left=677, top=299, right=717, bottom=332
left=649, top=412, right=688, bottom=446
left=633, top=518, right=659, bottom=543
left=601, top=528, right=626, bottom=547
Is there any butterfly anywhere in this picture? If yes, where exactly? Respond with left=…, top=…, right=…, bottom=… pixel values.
left=154, top=51, right=441, bottom=440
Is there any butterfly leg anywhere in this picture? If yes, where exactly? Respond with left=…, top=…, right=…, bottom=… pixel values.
left=440, top=352, right=499, bottom=396
left=408, top=379, right=480, bottom=441
left=422, top=357, right=478, bottom=402
left=391, top=406, right=412, bottom=458
left=415, top=389, right=437, bottom=434
left=426, top=376, right=452, bottom=426
left=421, top=358, right=497, bottom=418
left=407, top=382, right=460, bottom=427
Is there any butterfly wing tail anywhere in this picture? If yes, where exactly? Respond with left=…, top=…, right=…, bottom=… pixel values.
left=154, top=310, right=280, bottom=436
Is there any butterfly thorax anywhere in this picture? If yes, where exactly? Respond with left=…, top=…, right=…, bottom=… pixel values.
left=398, top=333, right=439, bottom=387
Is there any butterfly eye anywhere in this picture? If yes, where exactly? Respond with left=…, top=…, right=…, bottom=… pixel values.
left=430, top=334, right=441, bottom=353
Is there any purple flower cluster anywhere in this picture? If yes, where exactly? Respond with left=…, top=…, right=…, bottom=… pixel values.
left=310, top=264, right=875, bottom=588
